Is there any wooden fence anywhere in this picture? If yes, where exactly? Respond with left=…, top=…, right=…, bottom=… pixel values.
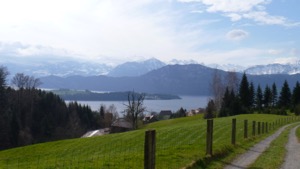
left=143, top=116, right=300, bottom=169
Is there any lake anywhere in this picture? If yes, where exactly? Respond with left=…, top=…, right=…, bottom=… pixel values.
left=67, top=96, right=210, bottom=113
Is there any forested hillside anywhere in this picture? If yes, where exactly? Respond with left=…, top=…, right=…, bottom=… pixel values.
left=0, top=66, right=101, bottom=150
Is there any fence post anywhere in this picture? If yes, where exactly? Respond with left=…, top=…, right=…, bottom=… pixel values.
left=244, top=120, right=248, bottom=139
left=262, top=122, right=265, bottom=134
left=144, top=130, right=156, bottom=169
left=252, top=121, right=256, bottom=137
left=258, top=122, right=261, bottom=135
left=206, top=119, right=213, bottom=156
left=232, top=118, right=236, bottom=145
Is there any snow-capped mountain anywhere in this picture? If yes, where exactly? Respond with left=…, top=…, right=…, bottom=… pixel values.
left=245, top=62, right=300, bottom=75
left=207, top=63, right=246, bottom=72
left=168, top=59, right=198, bottom=65
left=107, top=58, right=166, bottom=77
left=1, top=59, right=112, bottom=78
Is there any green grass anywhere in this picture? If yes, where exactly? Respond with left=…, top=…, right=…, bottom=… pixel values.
left=296, top=126, right=300, bottom=142
left=249, top=123, right=300, bottom=169
left=0, top=114, right=298, bottom=169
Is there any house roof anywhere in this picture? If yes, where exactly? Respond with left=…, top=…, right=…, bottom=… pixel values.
left=111, top=118, right=133, bottom=129
left=159, top=110, right=172, bottom=116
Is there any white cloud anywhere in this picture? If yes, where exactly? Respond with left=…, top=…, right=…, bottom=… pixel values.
left=226, top=29, right=249, bottom=41
left=243, top=11, right=287, bottom=25
left=178, top=0, right=299, bottom=26
left=225, top=13, right=242, bottom=21
left=0, top=0, right=221, bottom=64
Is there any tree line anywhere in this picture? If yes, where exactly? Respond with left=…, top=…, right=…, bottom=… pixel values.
left=205, top=71, right=300, bottom=118
left=0, top=66, right=118, bottom=150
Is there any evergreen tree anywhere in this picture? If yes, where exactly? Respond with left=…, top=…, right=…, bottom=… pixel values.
left=219, top=87, right=243, bottom=116
left=292, top=81, right=300, bottom=106
left=239, top=73, right=250, bottom=108
left=249, top=82, right=255, bottom=109
left=255, top=85, right=263, bottom=110
left=263, top=85, right=272, bottom=108
left=204, top=100, right=215, bottom=119
left=271, top=83, right=278, bottom=107
left=219, top=87, right=231, bottom=117
left=278, top=80, right=291, bottom=108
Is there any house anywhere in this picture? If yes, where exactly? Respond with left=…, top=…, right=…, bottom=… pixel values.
left=143, top=114, right=158, bottom=124
left=187, top=108, right=205, bottom=116
left=159, top=110, right=172, bottom=120
left=111, top=118, right=133, bottom=133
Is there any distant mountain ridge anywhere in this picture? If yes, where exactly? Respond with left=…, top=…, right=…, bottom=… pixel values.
left=40, top=64, right=300, bottom=96
left=107, top=58, right=166, bottom=77
left=245, top=62, right=300, bottom=75
left=1, top=56, right=300, bottom=78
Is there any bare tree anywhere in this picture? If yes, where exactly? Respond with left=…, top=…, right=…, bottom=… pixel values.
left=210, top=69, right=224, bottom=111
left=124, top=91, right=146, bottom=130
left=11, top=73, right=42, bottom=89
left=225, top=71, right=239, bottom=94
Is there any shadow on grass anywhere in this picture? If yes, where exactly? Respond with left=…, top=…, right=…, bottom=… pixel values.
left=185, top=139, right=262, bottom=169
left=185, top=145, right=235, bottom=169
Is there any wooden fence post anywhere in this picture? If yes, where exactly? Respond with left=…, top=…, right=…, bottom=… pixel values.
left=244, top=120, right=248, bottom=139
left=262, top=122, right=265, bottom=134
left=258, top=122, right=261, bottom=135
left=206, top=119, right=213, bottom=156
left=252, top=121, right=256, bottom=137
left=144, top=130, right=156, bottom=169
left=266, top=123, right=268, bottom=133
left=232, top=119, right=236, bottom=145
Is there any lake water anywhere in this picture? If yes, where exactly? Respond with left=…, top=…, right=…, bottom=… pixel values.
left=67, top=96, right=210, bottom=113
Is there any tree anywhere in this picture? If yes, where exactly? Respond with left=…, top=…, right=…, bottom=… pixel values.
left=278, top=80, right=291, bottom=108
left=0, top=66, right=10, bottom=149
left=99, top=105, right=105, bottom=120
left=292, top=81, right=300, bottom=106
left=255, top=85, right=263, bottom=110
left=173, top=107, right=186, bottom=118
left=225, top=71, right=239, bottom=94
left=210, top=69, right=225, bottom=111
left=219, top=87, right=240, bottom=117
left=239, top=73, right=250, bottom=108
left=263, top=85, right=272, bottom=108
left=0, top=66, right=8, bottom=109
left=124, top=91, right=146, bottom=130
left=205, top=100, right=216, bottom=119
left=271, top=83, right=278, bottom=107
left=249, top=82, right=255, bottom=109
left=11, top=73, right=42, bottom=89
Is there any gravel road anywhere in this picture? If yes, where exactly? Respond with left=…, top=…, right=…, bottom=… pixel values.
left=280, top=125, right=300, bottom=169
left=224, top=124, right=292, bottom=169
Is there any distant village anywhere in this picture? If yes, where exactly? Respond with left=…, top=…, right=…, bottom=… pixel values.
left=82, top=108, right=205, bottom=138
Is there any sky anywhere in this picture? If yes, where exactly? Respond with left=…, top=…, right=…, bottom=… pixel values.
left=0, top=0, right=299, bottom=67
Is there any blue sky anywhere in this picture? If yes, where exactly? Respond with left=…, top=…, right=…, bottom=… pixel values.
left=0, top=0, right=299, bottom=67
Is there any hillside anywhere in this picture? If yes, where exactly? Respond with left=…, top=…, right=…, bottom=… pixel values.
left=51, top=89, right=181, bottom=101
left=0, top=114, right=294, bottom=169
left=40, top=64, right=300, bottom=95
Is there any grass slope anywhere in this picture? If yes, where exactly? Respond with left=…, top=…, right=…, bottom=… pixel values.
left=0, top=114, right=297, bottom=169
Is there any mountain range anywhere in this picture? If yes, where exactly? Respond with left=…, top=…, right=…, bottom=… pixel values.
left=40, top=64, right=300, bottom=96
left=2, top=57, right=300, bottom=78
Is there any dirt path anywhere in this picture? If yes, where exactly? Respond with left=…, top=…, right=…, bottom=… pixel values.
left=280, top=125, right=300, bottom=169
left=224, top=124, right=292, bottom=169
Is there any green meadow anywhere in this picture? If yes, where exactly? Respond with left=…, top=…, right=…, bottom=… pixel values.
left=0, top=114, right=297, bottom=169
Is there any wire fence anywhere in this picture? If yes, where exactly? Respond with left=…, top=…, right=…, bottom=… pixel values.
left=0, top=116, right=299, bottom=169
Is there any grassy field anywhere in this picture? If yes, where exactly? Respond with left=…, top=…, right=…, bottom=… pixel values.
left=0, top=114, right=298, bottom=169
